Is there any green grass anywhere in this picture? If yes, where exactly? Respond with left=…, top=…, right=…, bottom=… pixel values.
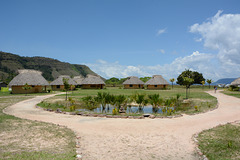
left=0, top=95, right=76, bottom=160
left=198, top=123, right=240, bottom=160
left=222, top=90, right=240, bottom=98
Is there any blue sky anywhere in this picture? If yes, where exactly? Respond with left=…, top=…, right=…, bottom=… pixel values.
left=1, top=0, right=240, bottom=80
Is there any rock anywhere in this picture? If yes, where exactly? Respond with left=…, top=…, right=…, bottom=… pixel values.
left=106, top=115, right=113, bottom=118
left=76, top=154, right=82, bottom=159
left=149, top=115, right=156, bottom=119
left=97, top=114, right=106, bottom=117
left=128, top=116, right=134, bottom=119
left=77, top=112, right=82, bottom=115
left=56, top=108, right=62, bottom=113
left=69, top=112, right=76, bottom=115
left=92, top=114, right=99, bottom=117
left=120, top=116, right=128, bottom=119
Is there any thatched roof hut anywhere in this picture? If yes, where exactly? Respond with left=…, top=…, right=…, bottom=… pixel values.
left=9, top=69, right=49, bottom=94
left=9, top=70, right=49, bottom=87
left=81, top=75, right=105, bottom=89
left=50, top=75, right=77, bottom=90
left=73, top=76, right=84, bottom=86
left=145, top=75, right=169, bottom=89
left=50, top=75, right=77, bottom=85
left=123, top=76, right=144, bottom=89
left=231, top=78, right=240, bottom=86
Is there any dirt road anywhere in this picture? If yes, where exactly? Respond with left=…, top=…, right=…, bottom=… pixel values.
left=4, top=90, right=240, bottom=160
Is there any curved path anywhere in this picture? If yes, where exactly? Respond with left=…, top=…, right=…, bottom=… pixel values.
left=3, top=90, right=240, bottom=160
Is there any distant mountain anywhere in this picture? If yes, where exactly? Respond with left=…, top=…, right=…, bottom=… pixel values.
left=0, top=51, right=99, bottom=83
left=212, top=78, right=237, bottom=85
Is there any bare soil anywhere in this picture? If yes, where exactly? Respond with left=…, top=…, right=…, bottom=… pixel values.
left=4, top=90, right=240, bottom=160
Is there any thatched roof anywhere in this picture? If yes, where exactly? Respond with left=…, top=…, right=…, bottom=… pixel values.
left=50, top=75, right=77, bottom=85
left=231, top=78, right=240, bottom=85
left=73, top=76, right=84, bottom=85
left=82, top=75, right=105, bottom=85
left=123, top=76, right=144, bottom=85
left=145, top=75, right=169, bottom=85
left=9, top=69, right=49, bottom=86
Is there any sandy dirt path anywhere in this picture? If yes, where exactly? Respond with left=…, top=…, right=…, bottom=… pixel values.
left=3, top=90, right=240, bottom=160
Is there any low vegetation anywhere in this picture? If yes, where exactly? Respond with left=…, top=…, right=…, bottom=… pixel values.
left=198, top=123, right=240, bottom=160
left=0, top=94, right=76, bottom=160
left=38, top=86, right=217, bottom=116
left=222, top=90, right=240, bottom=98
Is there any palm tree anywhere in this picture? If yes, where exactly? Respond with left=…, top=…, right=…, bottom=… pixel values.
left=115, top=95, right=127, bottom=110
left=169, top=78, right=175, bottom=89
left=206, top=79, right=213, bottom=89
left=148, top=94, right=162, bottom=113
left=135, top=94, right=148, bottom=112
left=82, top=96, right=98, bottom=111
left=96, top=92, right=108, bottom=112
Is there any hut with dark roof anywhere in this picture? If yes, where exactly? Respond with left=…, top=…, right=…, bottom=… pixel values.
left=231, top=78, right=240, bottom=87
left=50, top=75, right=77, bottom=91
left=81, top=75, right=105, bottom=89
left=123, top=76, right=144, bottom=89
left=9, top=69, right=49, bottom=94
left=73, top=75, right=84, bottom=88
left=145, top=75, right=169, bottom=89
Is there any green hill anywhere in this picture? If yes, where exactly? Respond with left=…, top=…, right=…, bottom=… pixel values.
left=0, top=51, right=99, bottom=83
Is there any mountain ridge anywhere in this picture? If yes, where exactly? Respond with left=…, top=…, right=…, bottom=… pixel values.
left=212, top=78, right=237, bottom=85
left=0, top=51, right=99, bottom=83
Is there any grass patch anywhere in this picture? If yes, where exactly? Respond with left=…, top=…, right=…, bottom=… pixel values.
left=198, top=123, right=240, bottom=160
left=0, top=95, right=76, bottom=160
left=222, top=90, right=240, bottom=98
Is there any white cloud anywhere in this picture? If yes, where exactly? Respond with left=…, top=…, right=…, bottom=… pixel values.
left=86, top=11, right=240, bottom=81
left=157, top=49, right=165, bottom=54
left=156, top=28, right=166, bottom=36
left=190, top=10, right=240, bottom=66
left=86, top=51, right=218, bottom=80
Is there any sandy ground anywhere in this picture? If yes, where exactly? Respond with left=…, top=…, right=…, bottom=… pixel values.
left=3, top=90, right=240, bottom=160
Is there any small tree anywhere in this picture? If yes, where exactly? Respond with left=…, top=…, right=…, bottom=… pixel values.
left=63, top=78, right=70, bottom=101
left=201, top=81, right=205, bottom=90
left=170, top=78, right=175, bottom=89
left=182, top=76, right=194, bottom=99
left=206, top=79, right=213, bottom=89
left=22, top=83, right=32, bottom=96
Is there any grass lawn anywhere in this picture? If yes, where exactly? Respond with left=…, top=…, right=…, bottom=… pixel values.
left=41, top=86, right=217, bottom=115
left=221, top=90, right=240, bottom=98
left=0, top=95, right=76, bottom=160
left=198, top=123, right=240, bottom=160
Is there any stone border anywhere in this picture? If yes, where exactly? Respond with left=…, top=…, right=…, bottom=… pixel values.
left=36, top=105, right=183, bottom=119
left=36, top=101, right=219, bottom=119
left=193, top=132, right=208, bottom=160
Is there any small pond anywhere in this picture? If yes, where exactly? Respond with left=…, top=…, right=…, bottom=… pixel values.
left=77, top=105, right=175, bottom=114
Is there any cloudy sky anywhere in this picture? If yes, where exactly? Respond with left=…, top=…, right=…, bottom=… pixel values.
left=0, top=0, right=240, bottom=80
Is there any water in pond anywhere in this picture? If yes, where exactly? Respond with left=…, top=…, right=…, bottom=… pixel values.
left=77, top=105, right=175, bottom=114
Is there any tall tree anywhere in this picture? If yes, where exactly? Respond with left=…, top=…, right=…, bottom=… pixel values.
left=182, top=76, right=194, bottom=99
left=170, top=78, right=175, bottom=89
left=206, top=79, right=213, bottom=89
left=63, top=78, right=70, bottom=100
left=177, top=69, right=205, bottom=86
